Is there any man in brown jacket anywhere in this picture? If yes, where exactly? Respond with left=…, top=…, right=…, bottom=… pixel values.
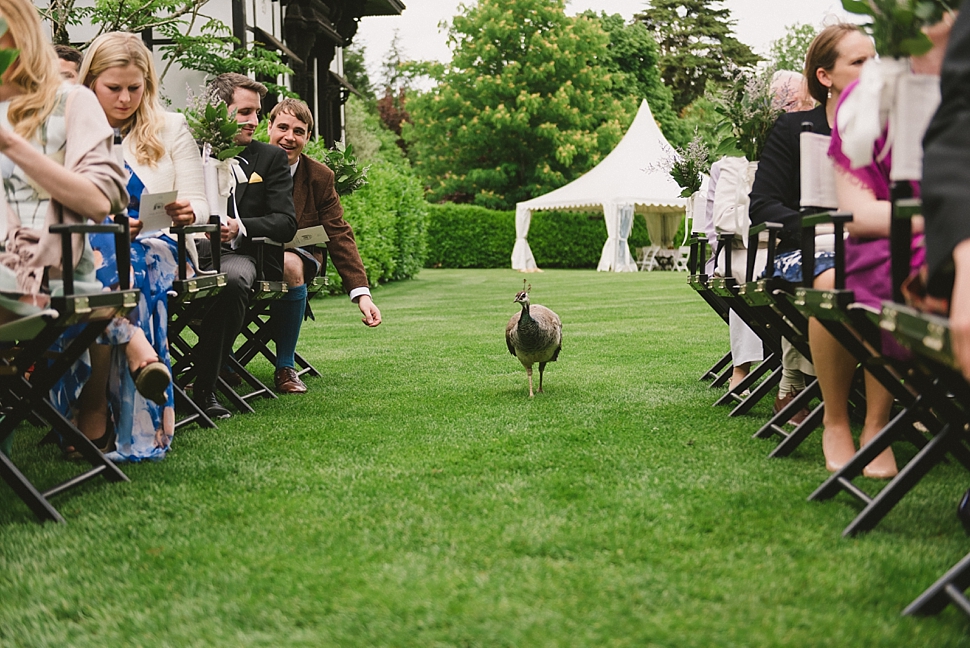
left=267, top=98, right=381, bottom=393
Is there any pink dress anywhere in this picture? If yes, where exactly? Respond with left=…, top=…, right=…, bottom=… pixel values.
left=829, top=81, right=925, bottom=357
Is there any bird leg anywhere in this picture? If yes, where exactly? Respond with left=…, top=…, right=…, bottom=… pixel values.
left=527, top=366, right=534, bottom=398
left=538, top=362, right=546, bottom=393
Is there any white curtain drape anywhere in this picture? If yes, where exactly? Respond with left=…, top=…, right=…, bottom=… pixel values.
left=512, top=205, right=538, bottom=271
left=597, top=203, right=637, bottom=272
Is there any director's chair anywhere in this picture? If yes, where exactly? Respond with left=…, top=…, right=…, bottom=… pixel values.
left=0, top=216, right=139, bottom=523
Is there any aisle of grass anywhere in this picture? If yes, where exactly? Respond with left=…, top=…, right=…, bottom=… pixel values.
left=2, top=268, right=969, bottom=646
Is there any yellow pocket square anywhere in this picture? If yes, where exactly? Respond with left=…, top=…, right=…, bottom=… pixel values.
left=249, top=171, right=263, bottom=184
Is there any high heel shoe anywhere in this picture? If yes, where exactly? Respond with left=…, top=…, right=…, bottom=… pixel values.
left=132, top=361, right=171, bottom=406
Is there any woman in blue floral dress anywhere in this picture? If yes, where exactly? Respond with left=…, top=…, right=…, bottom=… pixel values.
left=77, top=32, right=208, bottom=461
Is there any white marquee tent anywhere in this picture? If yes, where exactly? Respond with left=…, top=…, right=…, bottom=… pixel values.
left=512, top=99, right=688, bottom=272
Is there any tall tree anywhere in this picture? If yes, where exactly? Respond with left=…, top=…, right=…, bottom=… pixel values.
left=403, top=0, right=637, bottom=209
left=769, top=23, right=818, bottom=73
left=635, top=0, right=760, bottom=114
left=586, top=11, right=686, bottom=146
left=343, top=44, right=376, bottom=101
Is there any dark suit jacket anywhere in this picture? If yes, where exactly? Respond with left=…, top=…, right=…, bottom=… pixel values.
left=923, top=0, right=970, bottom=296
left=293, top=153, right=368, bottom=292
left=228, top=140, right=298, bottom=277
left=749, top=105, right=830, bottom=252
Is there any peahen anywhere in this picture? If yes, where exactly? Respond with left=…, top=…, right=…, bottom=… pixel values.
left=506, top=282, right=562, bottom=397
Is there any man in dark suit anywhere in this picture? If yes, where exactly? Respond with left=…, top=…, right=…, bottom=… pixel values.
left=266, top=98, right=381, bottom=394
left=924, top=2, right=970, bottom=381
left=194, top=73, right=298, bottom=418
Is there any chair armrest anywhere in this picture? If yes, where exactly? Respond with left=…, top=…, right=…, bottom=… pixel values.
left=252, top=237, right=285, bottom=283
left=49, top=213, right=130, bottom=295
left=170, top=223, right=220, bottom=280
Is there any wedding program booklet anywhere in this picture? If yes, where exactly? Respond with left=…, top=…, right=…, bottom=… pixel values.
left=286, top=225, right=330, bottom=249
left=136, top=190, right=179, bottom=235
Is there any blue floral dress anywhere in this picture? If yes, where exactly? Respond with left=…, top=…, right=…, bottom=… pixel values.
left=89, top=167, right=182, bottom=462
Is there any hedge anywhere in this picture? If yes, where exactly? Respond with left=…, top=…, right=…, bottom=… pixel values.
left=333, top=160, right=428, bottom=292
left=425, top=205, right=660, bottom=269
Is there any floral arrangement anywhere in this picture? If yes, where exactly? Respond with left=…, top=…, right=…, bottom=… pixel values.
left=181, top=88, right=245, bottom=161
left=711, top=68, right=782, bottom=162
left=841, top=0, right=955, bottom=57
left=647, top=134, right=711, bottom=198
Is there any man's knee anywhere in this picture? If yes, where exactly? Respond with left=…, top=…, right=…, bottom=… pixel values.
left=283, top=251, right=306, bottom=288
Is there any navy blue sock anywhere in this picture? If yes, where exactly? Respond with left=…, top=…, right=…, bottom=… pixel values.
left=272, top=284, right=307, bottom=369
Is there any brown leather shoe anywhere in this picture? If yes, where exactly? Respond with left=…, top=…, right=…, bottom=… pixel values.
left=773, top=389, right=809, bottom=426
left=274, top=367, right=307, bottom=394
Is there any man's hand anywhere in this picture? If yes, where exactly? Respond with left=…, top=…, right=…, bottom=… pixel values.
left=165, top=199, right=196, bottom=227
left=357, top=295, right=381, bottom=327
left=220, top=218, right=240, bottom=243
left=951, top=239, right=970, bottom=382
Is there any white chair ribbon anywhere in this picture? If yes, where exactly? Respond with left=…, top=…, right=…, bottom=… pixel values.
left=837, top=57, right=910, bottom=170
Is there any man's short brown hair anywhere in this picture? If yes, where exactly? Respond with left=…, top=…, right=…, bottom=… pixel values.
left=207, top=72, right=268, bottom=106
left=54, top=44, right=82, bottom=68
left=269, top=97, right=314, bottom=132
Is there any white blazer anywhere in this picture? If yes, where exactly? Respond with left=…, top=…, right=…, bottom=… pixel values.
left=123, top=111, right=209, bottom=267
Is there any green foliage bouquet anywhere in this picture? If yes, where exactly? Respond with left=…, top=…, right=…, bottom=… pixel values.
left=304, top=140, right=369, bottom=197
left=648, top=134, right=711, bottom=198
left=841, top=0, right=955, bottom=57
left=712, top=68, right=782, bottom=162
left=181, top=90, right=245, bottom=161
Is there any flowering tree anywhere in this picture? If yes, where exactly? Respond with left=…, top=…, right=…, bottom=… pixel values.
left=403, top=0, right=639, bottom=209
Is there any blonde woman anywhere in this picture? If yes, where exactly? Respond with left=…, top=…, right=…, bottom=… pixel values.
left=0, top=0, right=166, bottom=457
left=78, top=31, right=208, bottom=461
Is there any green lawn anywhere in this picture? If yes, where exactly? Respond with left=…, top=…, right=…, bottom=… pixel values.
left=2, top=268, right=969, bottom=646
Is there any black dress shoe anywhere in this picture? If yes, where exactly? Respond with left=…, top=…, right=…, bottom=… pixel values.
left=196, top=391, right=231, bottom=420
left=959, top=488, right=970, bottom=536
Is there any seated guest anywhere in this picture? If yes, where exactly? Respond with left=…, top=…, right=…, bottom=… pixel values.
left=193, top=73, right=297, bottom=419
left=714, top=70, right=814, bottom=397
left=78, top=31, right=208, bottom=460
left=749, top=24, right=874, bottom=424
left=54, top=44, right=81, bottom=82
left=923, top=3, right=970, bottom=383
left=0, top=0, right=128, bottom=445
left=266, top=98, right=381, bottom=394
left=817, top=15, right=954, bottom=477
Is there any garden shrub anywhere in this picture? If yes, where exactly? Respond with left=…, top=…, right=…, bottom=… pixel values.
left=425, top=203, right=515, bottom=268
left=334, top=160, right=428, bottom=292
left=425, top=205, right=652, bottom=269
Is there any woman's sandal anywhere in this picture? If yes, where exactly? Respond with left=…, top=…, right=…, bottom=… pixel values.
left=64, top=425, right=116, bottom=461
left=132, top=361, right=172, bottom=406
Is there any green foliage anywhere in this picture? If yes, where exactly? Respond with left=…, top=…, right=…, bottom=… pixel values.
left=711, top=68, right=782, bottom=161
left=180, top=96, right=245, bottom=161
left=344, top=95, right=405, bottom=165
left=636, top=0, right=762, bottom=114
left=424, top=206, right=653, bottom=269
left=678, top=91, right=721, bottom=152
left=304, top=141, right=369, bottom=197
left=41, top=1, right=293, bottom=96
left=425, top=204, right=516, bottom=268
left=343, top=44, right=376, bottom=101
left=649, top=134, right=712, bottom=198
left=581, top=11, right=686, bottom=147
left=403, top=0, right=638, bottom=210
left=0, top=18, right=18, bottom=82
left=158, top=20, right=294, bottom=98
left=842, top=0, right=954, bottom=57
left=769, top=23, right=818, bottom=72
left=335, top=160, right=428, bottom=290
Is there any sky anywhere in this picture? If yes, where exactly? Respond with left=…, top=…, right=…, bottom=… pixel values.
left=353, top=1, right=856, bottom=84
